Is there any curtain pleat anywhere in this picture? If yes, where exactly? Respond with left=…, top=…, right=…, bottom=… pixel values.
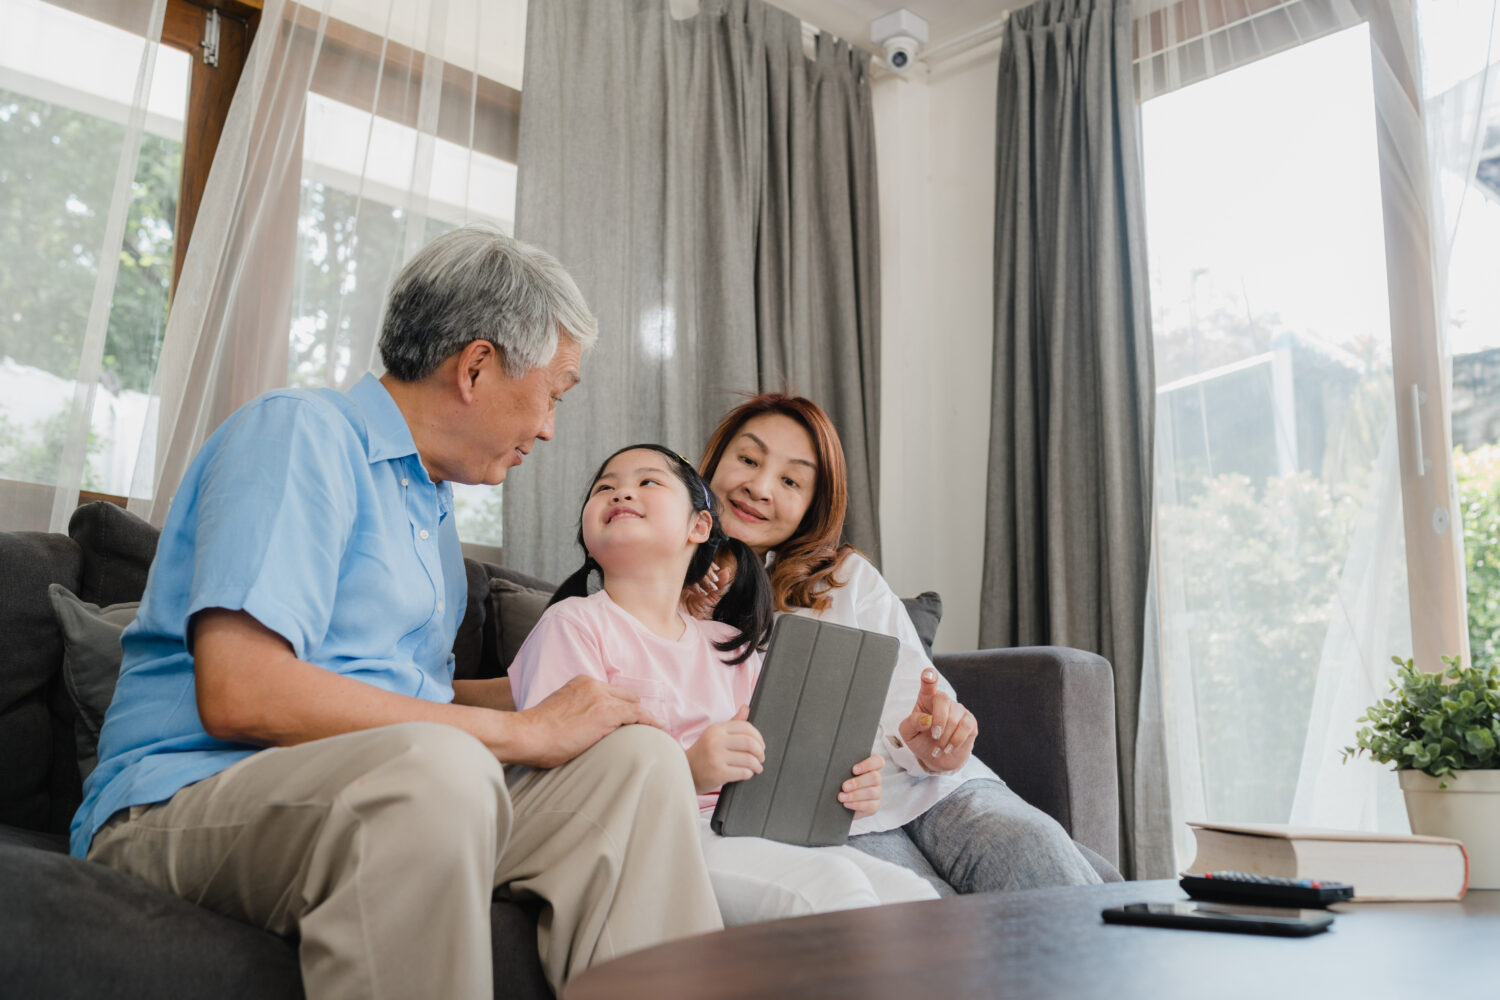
left=982, top=0, right=1170, bottom=879
left=507, top=0, right=880, bottom=582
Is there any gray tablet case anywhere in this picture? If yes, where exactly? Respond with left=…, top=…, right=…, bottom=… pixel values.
left=710, top=614, right=899, bottom=847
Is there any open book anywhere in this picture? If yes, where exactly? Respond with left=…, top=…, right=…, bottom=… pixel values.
left=1186, top=821, right=1469, bottom=901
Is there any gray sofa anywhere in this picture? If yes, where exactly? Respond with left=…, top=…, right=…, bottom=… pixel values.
left=1, top=501, right=1120, bottom=998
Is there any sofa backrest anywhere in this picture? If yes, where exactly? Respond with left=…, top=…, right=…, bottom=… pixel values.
left=0, top=503, right=159, bottom=836
left=2, top=502, right=941, bottom=839
left=0, top=528, right=85, bottom=835
left=0, top=502, right=533, bottom=838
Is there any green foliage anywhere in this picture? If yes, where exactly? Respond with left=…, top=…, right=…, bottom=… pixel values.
left=1159, top=470, right=1359, bottom=818
left=1456, top=445, right=1500, bottom=666
left=0, top=89, right=178, bottom=394
left=1343, top=655, right=1500, bottom=784
left=454, top=487, right=503, bottom=547
left=0, top=409, right=107, bottom=490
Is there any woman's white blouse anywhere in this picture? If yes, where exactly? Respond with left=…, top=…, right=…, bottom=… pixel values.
left=786, top=552, right=999, bottom=835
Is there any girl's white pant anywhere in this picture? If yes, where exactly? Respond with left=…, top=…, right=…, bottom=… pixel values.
left=696, top=812, right=939, bottom=925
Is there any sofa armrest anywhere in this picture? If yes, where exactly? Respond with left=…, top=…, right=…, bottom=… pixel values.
left=936, top=646, right=1119, bottom=868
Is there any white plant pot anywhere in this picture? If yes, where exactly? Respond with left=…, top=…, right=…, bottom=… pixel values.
left=1399, top=769, right=1500, bottom=890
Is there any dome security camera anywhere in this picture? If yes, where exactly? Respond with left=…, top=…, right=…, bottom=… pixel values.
left=871, top=8, right=929, bottom=74
left=882, top=34, right=920, bottom=70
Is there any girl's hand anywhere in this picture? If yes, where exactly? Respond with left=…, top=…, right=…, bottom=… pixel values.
left=897, top=669, right=978, bottom=773
left=685, top=705, right=765, bottom=793
left=838, top=753, right=884, bottom=819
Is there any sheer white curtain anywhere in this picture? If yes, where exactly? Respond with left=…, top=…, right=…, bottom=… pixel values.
left=0, top=0, right=525, bottom=544
left=138, top=0, right=525, bottom=543
left=1134, top=0, right=1496, bottom=864
left=0, top=0, right=169, bottom=532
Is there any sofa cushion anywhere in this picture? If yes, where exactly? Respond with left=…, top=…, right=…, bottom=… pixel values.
left=0, top=836, right=305, bottom=999
left=47, top=585, right=137, bottom=781
left=0, top=830, right=552, bottom=1000
left=67, top=502, right=158, bottom=608
left=489, top=578, right=553, bottom=674
left=0, top=529, right=83, bottom=835
left=900, top=591, right=942, bottom=659
left=452, top=559, right=493, bottom=681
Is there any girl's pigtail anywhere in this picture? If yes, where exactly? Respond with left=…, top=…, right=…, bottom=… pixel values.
left=709, top=537, right=775, bottom=664
left=547, top=556, right=598, bottom=608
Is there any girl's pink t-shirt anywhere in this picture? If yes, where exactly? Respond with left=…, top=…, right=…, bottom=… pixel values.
left=509, top=589, right=761, bottom=809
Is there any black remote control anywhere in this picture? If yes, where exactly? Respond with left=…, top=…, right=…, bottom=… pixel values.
left=1180, top=871, right=1354, bottom=908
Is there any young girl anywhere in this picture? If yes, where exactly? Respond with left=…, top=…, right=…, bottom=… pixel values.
left=507, top=444, right=938, bottom=926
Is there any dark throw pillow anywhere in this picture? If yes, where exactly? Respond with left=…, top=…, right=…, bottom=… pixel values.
left=488, top=578, right=553, bottom=674
left=46, top=584, right=137, bottom=780
left=900, top=591, right=943, bottom=659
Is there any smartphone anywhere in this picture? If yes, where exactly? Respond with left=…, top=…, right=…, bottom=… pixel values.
left=1101, top=901, right=1334, bottom=937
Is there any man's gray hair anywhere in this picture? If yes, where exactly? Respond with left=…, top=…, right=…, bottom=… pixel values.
left=379, top=224, right=597, bottom=381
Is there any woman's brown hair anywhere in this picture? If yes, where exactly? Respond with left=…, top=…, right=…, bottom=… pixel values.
left=699, top=394, right=856, bottom=613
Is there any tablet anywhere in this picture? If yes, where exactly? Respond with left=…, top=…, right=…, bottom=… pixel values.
left=710, top=614, right=899, bottom=847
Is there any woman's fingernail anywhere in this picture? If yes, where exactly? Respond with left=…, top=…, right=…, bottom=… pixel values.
left=918, top=714, right=933, bottom=727
left=944, top=746, right=954, bottom=754
left=931, top=726, right=942, bottom=740
left=930, top=748, right=940, bottom=758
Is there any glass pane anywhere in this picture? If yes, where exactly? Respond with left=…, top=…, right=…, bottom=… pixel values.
left=0, top=0, right=188, bottom=496
left=1142, top=25, right=1414, bottom=860
left=1429, top=6, right=1500, bottom=667
left=292, top=92, right=515, bottom=547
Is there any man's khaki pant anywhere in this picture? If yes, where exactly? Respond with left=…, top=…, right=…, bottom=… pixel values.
left=88, top=722, right=723, bottom=999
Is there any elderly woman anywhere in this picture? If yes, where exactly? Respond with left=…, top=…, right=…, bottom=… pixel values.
left=696, top=394, right=1102, bottom=894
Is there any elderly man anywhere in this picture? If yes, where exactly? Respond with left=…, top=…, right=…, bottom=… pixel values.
left=69, top=227, right=723, bottom=998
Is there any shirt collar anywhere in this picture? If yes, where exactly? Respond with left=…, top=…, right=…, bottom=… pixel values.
left=348, top=373, right=420, bottom=466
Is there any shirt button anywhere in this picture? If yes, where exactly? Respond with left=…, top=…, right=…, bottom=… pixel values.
left=419, top=529, right=430, bottom=539
left=437, top=601, right=445, bottom=612
left=401, top=477, right=409, bottom=486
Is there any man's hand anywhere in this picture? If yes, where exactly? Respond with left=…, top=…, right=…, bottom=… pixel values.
left=897, top=669, right=977, bottom=773
left=505, top=676, right=664, bottom=769
left=838, top=754, right=884, bottom=819
left=685, top=705, right=765, bottom=793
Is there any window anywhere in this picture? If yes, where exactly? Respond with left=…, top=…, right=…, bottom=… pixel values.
left=1144, top=25, right=1414, bottom=855
left=0, top=0, right=256, bottom=520
left=292, top=90, right=519, bottom=547
left=1, top=1, right=524, bottom=551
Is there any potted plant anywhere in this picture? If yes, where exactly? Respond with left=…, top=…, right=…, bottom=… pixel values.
left=1344, top=655, right=1500, bottom=888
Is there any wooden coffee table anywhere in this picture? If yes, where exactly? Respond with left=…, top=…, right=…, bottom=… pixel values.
left=565, top=879, right=1499, bottom=999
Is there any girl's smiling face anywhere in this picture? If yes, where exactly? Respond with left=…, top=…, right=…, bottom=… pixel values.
left=707, top=414, right=818, bottom=556
left=583, top=448, right=711, bottom=573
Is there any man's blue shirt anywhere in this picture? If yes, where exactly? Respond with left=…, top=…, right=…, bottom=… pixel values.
left=70, top=374, right=466, bottom=857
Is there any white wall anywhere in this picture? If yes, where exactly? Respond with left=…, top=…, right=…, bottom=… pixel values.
left=875, top=45, right=1000, bottom=653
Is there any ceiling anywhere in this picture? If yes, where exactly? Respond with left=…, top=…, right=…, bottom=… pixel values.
left=770, top=0, right=1026, bottom=56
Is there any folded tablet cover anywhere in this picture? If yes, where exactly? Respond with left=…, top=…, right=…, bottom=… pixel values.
left=710, top=615, right=899, bottom=847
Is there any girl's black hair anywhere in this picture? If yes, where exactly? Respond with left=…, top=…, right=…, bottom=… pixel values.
left=548, top=443, right=774, bottom=665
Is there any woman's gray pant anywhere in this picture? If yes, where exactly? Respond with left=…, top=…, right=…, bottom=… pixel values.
left=848, top=778, right=1104, bottom=895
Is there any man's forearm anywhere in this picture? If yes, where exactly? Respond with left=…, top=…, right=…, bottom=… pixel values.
left=193, top=608, right=535, bottom=761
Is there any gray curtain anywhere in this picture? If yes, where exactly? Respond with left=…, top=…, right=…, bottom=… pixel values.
left=506, top=0, right=880, bottom=583
left=981, top=0, right=1170, bottom=879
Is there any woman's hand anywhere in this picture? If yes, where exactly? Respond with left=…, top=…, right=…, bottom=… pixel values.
left=681, top=559, right=735, bottom=619
left=685, top=705, right=765, bottom=793
left=897, top=669, right=977, bottom=773
left=838, top=753, right=884, bottom=819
